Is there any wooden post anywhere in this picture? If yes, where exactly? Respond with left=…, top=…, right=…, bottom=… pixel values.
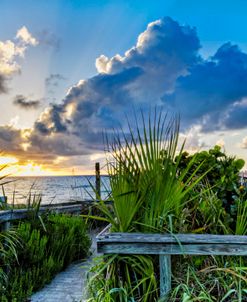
left=1, top=193, right=10, bottom=232
left=95, top=162, right=101, bottom=200
left=159, top=255, right=171, bottom=300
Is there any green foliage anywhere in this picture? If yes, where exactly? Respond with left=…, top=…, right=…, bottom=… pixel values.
left=171, top=256, right=247, bottom=301
left=177, top=145, right=245, bottom=214
left=88, top=254, right=158, bottom=302
left=0, top=229, right=20, bottom=289
left=1, top=214, right=91, bottom=301
left=87, top=111, right=210, bottom=301
left=235, top=199, right=247, bottom=235
left=87, top=113, right=247, bottom=302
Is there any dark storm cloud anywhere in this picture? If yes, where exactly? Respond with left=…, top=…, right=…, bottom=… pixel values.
left=223, top=101, right=247, bottom=129
left=0, top=125, right=24, bottom=154
left=34, top=104, right=67, bottom=134
left=13, top=94, right=41, bottom=109
left=29, top=132, right=92, bottom=156
left=163, top=43, right=247, bottom=130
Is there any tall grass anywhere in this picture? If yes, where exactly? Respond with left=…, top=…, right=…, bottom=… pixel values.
left=1, top=213, right=91, bottom=301
left=0, top=162, right=20, bottom=287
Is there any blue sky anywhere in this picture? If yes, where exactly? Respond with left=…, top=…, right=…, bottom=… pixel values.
left=1, top=0, right=247, bottom=175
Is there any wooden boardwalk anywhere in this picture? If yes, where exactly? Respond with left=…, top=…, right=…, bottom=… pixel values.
left=31, top=232, right=98, bottom=302
left=31, top=261, right=89, bottom=302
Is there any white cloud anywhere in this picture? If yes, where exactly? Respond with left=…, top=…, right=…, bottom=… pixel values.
left=136, top=20, right=162, bottom=48
left=0, top=26, right=38, bottom=77
left=241, top=136, right=247, bottom=149
left=0, top=40, right=20, bottom=75
left=181, top=125, right=205, bottom=151
left=8, top=115, right=20, bottom=128
left=16, top=26, right=38, bottom=46
left=95, top=54, right=110, bottom=73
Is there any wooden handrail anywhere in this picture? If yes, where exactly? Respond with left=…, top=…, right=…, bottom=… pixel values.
left=0, top=204, right=84, bottom=233
left=0, top=204, right=83, bottom=223
left=96, top=230, right=247, bottom=299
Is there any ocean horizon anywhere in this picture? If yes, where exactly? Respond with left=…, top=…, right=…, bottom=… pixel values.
left=1, top=175, right=110, bottom=205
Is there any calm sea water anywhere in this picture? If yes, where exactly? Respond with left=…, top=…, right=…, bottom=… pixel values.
left=1, top=176, right=110, bottom=205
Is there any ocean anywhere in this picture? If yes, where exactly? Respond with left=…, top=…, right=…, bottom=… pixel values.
left=1, top=175, right=110, bottom=205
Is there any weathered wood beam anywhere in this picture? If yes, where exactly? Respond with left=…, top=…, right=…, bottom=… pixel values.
left=97, top=242, right=247, bottom=256
left=97, top=232, right=247, bottom=245
left=0, top=204, right=83, bottom=223
left=97, top=231, right=247, bottom=300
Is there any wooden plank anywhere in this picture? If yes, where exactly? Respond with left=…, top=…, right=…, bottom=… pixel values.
left=97, top=242, right=247, bottom=256
left=0, top=204, right=83, bottom=223
left=159, top=255, right=171, bottom=299
left=97, top=232, right=247, bottom=245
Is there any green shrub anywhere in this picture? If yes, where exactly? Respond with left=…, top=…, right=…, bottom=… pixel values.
left=0, top=214, right=91, bottom=301
left=177, top=145, right=245, bottom=214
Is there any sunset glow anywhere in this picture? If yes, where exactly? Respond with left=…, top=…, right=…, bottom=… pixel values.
left=0, top=158, right=95, bottom=177
left=0, top=159, right=53, bottom=176
left=15, top=162, right=51, bottom=176
left=0, top=156, right=18, bottom=165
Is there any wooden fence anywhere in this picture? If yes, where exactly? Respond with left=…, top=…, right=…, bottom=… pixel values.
left=0, top=203, right=84, bottom=231
left=97, top=229, right=247, bottom=299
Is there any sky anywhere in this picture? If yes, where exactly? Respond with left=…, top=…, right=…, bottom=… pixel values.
left=1, top=0, right=247, bottom=175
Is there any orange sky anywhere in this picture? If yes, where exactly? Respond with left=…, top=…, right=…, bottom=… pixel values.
left=0, top=156, right=97, bottom=176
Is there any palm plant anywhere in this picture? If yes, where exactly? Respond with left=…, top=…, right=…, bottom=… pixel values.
left=87, top=110, right=210, bottom=301
left=91, top=110, right=208, bottom=233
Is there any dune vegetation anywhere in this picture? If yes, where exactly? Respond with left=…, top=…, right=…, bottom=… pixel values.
left=87, top=111, right=247, bottom=302
left=0, top=207, right=90, bottom=301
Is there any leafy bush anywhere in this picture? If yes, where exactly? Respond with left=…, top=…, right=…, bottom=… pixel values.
left=177, top=145, right=245, bottom=213
left=0, top=214, right=91, bottom=301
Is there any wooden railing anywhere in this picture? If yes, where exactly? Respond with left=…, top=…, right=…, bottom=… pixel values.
left=97, top=230, right=247, bottom=299
left=0, top=203, right=83, bottom=231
